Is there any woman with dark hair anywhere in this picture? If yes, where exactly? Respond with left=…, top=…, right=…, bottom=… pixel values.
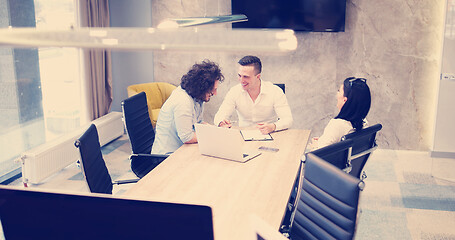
left=312, top=77, right=371, bottom=149
left=151, top=60, right=224, bottom=154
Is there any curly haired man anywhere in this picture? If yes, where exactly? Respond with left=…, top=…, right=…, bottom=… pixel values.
left=151, top=60, right=224, bottom=154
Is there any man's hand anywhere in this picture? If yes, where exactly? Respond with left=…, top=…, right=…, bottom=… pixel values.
left=257, top=123, right=276, bottom=134
left=218, top=119, right=233, bottom=128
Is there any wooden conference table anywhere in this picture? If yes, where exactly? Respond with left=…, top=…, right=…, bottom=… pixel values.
left=125, top=129, right=310, bottom=240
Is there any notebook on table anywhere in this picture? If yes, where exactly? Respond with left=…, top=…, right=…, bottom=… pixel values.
left=240, top=129, right=273, bottom=141
left=195, top=123, right=261, bottom=163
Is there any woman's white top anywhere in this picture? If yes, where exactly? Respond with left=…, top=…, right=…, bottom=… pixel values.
left=317, top=118, right=354, bottom=149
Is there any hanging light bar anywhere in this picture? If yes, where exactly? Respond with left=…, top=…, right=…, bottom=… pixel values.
left=0, top=27, right=297, bottom=53
left=157, top=14, right=248, bottom=28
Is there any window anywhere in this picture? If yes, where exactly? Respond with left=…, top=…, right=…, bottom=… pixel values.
left=0, top=0, right=85, bottom=183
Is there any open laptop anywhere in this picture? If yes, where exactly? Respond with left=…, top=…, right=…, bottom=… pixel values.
left=195, top=123, right=261, bottom=162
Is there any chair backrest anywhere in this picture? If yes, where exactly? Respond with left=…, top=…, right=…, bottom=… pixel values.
left=75, top=124, right=113, bottom=194
left=127, top=82, right=176, bottom=127
left=122, top=92, right=156, bottom=154
left=274, top=83, right=285, bottom=93
left=290, top=153, right=362, bottom=240
left=342, top=123, right=382, bottom=179
left=308, top=139, right=354, bottom=172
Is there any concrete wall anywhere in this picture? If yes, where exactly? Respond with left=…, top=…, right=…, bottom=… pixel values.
left=109, top=0, right=155, bottom=112
left=111, top=0, right=446, bottom=150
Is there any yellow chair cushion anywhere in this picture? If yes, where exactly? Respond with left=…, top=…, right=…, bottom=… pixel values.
left=127, top=82, right=177, bottom=128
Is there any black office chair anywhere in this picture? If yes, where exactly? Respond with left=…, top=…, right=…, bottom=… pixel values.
left=75, top=124, right=138, bottom=194
left=309, top=138, right=354, bottom=172
left=121, top=92, right=169, bottom=178
left=281, top=139, right=354, bottom=235
left=341, top=123, right=382, bottom=180
left=274, top=83, right=285, bottom=93
left=289, top=153, right=363, bottom=240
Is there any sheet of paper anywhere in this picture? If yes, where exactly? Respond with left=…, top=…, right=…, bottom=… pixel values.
left=240, top=129, right=273, bottom=141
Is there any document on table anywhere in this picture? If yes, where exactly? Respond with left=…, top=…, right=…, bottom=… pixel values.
left=240, top=129, right=273, bottom=141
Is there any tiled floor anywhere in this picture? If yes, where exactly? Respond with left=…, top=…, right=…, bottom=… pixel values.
left=7, top=134, right=455, bottom=239
left=356, top=149, right=455, bottom=240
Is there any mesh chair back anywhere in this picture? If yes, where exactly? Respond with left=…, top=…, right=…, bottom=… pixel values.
left=75, top=124, right=113, bottom=194
left=122, top=92, right=156, bottom=154
left=309, top=139, right=353, bottom=171
left=291, top=153, right=361, bottom=240
left=342, top=124, right=382, bottom=179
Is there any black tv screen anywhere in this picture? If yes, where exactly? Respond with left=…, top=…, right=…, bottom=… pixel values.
left=232, top=0, right=347, bottom=32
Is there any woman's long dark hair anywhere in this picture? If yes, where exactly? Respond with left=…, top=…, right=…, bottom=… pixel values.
left=181, top=60, right=224, bottom=101
left=335, top=77, right=371, bottom=131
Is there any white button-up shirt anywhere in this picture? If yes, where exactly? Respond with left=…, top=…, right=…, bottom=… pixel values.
left=214, top=80, right=293, bottom=131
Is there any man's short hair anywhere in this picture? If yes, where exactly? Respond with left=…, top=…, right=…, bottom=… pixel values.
left=238, top=56, right=262, bottom=74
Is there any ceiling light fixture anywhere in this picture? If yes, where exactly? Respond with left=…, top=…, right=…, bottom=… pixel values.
left=0, top=27, right=297, bottom=53
left=157, top=14, right=247, bottom=29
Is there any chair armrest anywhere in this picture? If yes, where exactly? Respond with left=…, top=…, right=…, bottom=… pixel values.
left=349, top=144, right=378, bottom=160
left=129, top=154, right=169, bottom=178
left=113, top=178, right=139, bottom=185
left=129, top=153, right=169, bottom=164
left=129, top=153, right=170, bottom=159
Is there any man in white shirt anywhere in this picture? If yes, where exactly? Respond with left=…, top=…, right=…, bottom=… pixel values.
left=214, top=56, right=293, bottom=134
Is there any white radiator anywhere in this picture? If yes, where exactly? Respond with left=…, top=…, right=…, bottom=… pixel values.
left=20, top=112, right=124, bottom=185
left=93, top=112, right=124, bottom=146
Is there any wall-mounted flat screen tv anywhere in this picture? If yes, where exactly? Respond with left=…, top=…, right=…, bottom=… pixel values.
left=232, top=0, right=347, bottom=32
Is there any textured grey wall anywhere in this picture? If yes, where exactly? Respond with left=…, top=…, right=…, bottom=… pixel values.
left=150, top=0, right=445, bottom=150
left=109, top=0, right=155, bottom=113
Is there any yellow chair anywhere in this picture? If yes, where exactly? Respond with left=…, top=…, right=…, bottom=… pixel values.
left=127, top=82, right=177, bottom=128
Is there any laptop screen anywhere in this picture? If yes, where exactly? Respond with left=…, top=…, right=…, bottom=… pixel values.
left=0, top=187, right=214, bottom=240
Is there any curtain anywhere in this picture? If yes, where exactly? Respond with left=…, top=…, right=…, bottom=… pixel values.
left=79, top=0, right=112, bottom=120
